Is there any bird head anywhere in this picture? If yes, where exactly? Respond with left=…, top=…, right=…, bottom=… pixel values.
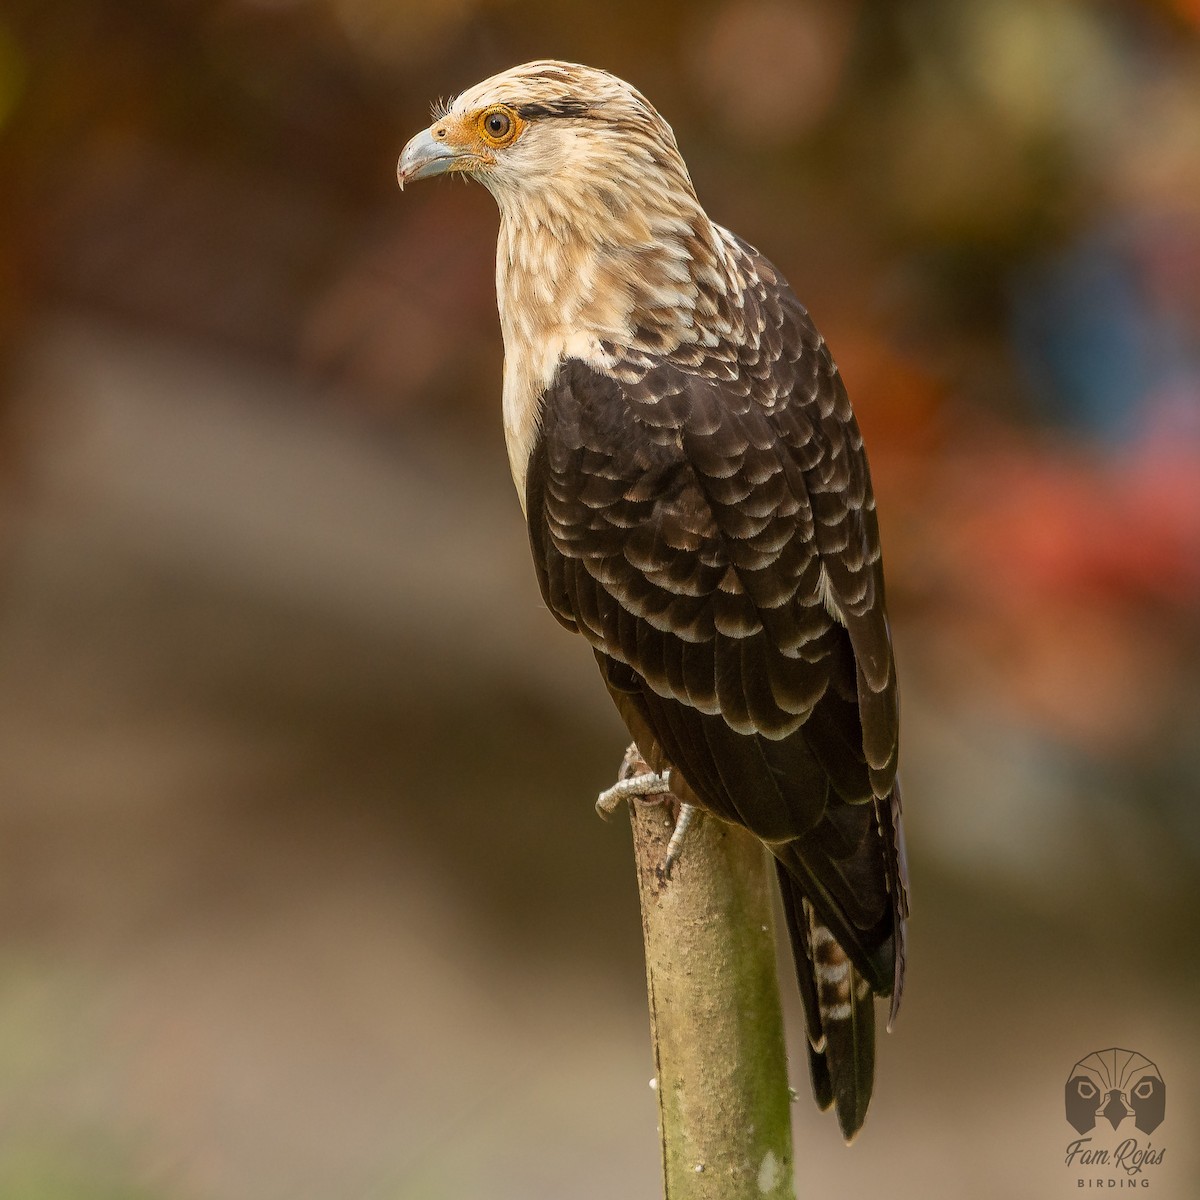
left=397, top=60, right=698, bottom=218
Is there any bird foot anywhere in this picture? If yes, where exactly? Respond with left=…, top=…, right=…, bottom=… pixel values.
left=595, top=765, right=672, bottom=819
left=596, top=744, right=698, bottom=878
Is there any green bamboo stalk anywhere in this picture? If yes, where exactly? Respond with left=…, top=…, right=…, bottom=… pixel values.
left=621, top=751, right=797, bottom=1200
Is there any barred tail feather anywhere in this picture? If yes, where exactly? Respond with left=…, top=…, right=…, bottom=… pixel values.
left=776, top=865, right=877, bottom=1142
left=815, top=931, right=875, bottom=1143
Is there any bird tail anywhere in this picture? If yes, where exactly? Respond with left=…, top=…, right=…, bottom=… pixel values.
left=776, top=864, right=876, bottom=1142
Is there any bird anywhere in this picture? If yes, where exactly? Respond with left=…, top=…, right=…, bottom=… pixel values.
left=397, top=60, right=909, bottom=1141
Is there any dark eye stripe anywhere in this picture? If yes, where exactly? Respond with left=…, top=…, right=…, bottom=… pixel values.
left=515, top=98, right=592, bottom=120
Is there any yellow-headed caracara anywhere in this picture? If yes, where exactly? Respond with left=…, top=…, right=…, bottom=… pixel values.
left=398, top=61, right=909, bottom=1141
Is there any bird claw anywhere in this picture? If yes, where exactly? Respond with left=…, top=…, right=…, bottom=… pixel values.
left=595, top=767, right=672, bottom=819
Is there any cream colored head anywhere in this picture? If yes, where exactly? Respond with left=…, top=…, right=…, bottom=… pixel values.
left=397, top=61, right=737, bottom=352
left=398, top=60, right=698, bottom=215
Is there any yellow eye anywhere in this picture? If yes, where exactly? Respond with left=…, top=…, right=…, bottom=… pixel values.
left=480, top=107, right=517, bottom=145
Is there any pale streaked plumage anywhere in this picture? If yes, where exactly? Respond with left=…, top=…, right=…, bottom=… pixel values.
left=430, top=62, right=769, bottom=500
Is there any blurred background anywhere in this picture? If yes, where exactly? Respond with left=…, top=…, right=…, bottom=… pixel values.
left=1, top=0, right=1198, bottom=1196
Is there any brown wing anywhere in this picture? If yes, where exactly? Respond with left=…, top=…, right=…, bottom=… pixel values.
left=523, top=263, right=907, bottom=1138
left=526, top=340, right=901, bottom=923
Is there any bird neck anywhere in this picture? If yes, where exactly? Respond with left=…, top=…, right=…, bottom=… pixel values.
left=492, top=186, right=738, bottom=506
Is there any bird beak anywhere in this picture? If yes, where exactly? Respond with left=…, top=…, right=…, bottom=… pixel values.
left=397, top=128, right=469, bottom=190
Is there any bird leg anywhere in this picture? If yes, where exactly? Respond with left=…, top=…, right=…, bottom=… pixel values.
left=596, top=743, right=699, bottom=878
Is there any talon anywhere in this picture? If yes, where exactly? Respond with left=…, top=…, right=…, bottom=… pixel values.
left=663, top=802, right=698, bottom=876
left=596, top=769, right=672, bottom=819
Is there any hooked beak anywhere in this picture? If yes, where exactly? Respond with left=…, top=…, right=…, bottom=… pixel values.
left=397, top=128, right=472, bottom=190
